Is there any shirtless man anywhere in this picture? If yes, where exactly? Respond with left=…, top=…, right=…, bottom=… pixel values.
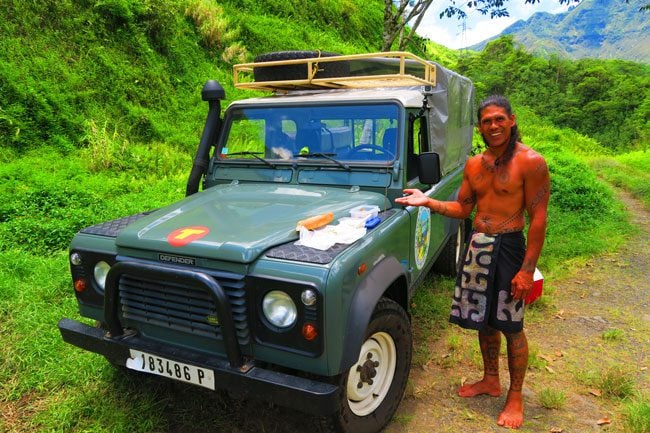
left=395, top=95, right=550, bottom=429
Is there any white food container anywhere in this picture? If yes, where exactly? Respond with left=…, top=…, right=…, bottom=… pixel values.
left=338, top=217, right=367, bottom=228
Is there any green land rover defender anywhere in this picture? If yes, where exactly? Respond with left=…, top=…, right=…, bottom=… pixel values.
left=59, top=51, right=474, bottom=433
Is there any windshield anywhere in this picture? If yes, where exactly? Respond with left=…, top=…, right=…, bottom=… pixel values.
left=217, top=103, right=400, bottom=164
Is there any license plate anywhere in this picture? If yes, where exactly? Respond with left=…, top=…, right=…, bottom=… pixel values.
left=125, top=349, right=215, bottom=390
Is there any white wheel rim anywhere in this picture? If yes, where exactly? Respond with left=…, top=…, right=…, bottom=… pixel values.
left=346, top=331, right=397, bottom=416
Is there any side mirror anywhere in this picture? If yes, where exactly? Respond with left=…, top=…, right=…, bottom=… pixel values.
left=417, top=152, right=441, bottom=185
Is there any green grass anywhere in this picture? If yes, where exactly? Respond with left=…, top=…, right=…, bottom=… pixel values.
left=599, top=366, right=636, bottom=399
left=538, top=387, right=567, bottom=410
left=575, top=365, right=636, bottom=399
left=527, top=345, right=547, bottom=371
left=446, top=334, right=461, bottom=351
left=516, top=108, right=636, bottom=279
left=602, top=328, right=625, bottom=342
left=1, top=1, right=646, bottom=432
left=410, top=275, right=455, bottom=366
left=591, top=151, right=650, bottom=208
left=0, top=146, right=189, bottom=255
left=624, top=393, right=650, bottom=433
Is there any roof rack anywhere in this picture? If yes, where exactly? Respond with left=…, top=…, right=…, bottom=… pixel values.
left=233, top=51, right=437, bottom=92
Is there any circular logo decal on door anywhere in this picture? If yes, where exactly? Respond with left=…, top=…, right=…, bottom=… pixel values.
left=414, top=207, right=431, bottom=270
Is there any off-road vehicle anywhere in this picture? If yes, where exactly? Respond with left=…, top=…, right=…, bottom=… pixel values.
left=59, top=51, right=474, bottom=433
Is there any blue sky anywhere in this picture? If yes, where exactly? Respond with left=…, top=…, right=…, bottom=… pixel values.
left=418, top=0, right=574, bottom=49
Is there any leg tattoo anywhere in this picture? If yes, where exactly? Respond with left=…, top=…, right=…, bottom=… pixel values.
left=458, top=327, right=503, bottom=398
left=496, top=331, right=528, bottom=429
left=504, top=331, right=528, bottom=392
left=480, top=327, right=501, bottom=378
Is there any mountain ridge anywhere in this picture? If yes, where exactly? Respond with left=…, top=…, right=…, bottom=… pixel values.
left=469, top=0, right=649, bottom=62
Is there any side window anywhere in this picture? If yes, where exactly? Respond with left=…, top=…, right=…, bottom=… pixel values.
left=413, top=118, right=421, bottom=154
left=407, top=113, right=427, bottom=182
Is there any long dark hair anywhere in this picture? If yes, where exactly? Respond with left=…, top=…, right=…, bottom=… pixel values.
left=477, top=95, right=521, bottom=166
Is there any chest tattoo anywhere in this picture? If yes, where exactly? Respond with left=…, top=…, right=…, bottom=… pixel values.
left=480, top=155, right=497, bottom=173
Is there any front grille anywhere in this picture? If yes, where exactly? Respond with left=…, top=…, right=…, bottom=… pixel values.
left=118, top=271, right=249, bottom=345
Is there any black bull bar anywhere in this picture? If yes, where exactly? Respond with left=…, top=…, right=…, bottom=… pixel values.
left=58, top=261, right=339, bottom=416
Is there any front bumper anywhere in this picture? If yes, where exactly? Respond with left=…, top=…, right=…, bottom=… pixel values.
left=60, top=260, right=339, bottom=416
left=58, top=317, right=339, bottom=416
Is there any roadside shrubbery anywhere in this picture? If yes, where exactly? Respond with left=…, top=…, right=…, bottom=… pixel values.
left=511, top=109, right=634, bottom=275
left=0, top=146, right=188, bottom=255
left=0, top=1, right=647, bottom=431
left=591, top=151, right=650, bottom=208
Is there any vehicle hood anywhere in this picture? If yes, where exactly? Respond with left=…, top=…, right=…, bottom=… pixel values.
left=116, top=183, right=390, bottom=263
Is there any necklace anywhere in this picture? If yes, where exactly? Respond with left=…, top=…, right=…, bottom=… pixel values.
left=480, top=154, right=499, bottom=173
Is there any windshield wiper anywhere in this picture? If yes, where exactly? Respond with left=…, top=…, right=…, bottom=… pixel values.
left=295, top=152, right=350, bottom=171
left=225, top=151, right=275, bottom=168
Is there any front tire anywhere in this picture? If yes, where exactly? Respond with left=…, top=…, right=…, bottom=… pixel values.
left=318, top=298, right=412, bottom=433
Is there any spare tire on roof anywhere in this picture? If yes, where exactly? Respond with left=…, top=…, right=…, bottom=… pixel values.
left=253, top=51, right=350, bottom=82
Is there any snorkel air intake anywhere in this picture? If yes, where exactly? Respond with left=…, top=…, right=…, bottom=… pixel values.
left=185, top=80, right=225, bottom=196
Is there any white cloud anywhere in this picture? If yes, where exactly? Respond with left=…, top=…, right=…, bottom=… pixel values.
left=418, top=0, right=574, bottom=49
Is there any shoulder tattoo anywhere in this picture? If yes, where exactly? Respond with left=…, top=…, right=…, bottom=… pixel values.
left=461, top=193, right=477, bottom=206
left=531, top=185, right=550, bottom=209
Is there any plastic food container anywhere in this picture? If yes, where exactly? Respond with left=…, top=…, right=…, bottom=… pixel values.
left=338, top=217, right=367, bottom=228
left=349, top=205, right=379, bottom=221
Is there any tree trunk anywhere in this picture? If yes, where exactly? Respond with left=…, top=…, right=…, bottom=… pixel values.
left=382, top=0, right=400, bottom=51
left=382, top=0, right=435, bottom=52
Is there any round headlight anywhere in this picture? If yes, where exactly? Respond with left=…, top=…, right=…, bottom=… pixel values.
left=262, top=290, right=297, bottom=329
left=93, top=261, right=111, bottom=290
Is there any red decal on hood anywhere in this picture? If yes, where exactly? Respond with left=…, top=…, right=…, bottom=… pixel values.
left=167, top=226, right=210, bottom=247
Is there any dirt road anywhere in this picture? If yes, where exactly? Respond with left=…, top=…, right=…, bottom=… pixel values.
left=386, top=190, right=649, bottom=433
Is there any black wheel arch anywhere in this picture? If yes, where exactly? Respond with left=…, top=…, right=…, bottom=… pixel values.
left=338, top=256, right=408, bottom=373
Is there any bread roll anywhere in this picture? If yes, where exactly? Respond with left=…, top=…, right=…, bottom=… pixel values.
left=296, top=212, right=334, bottom=231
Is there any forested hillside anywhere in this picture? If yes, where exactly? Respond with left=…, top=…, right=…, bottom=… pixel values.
left=0, top=0, right=384, bottom=154
left=470, top=0, right=650, bottom=63
left=457, top=36, right=649, bottom=150
left=2, top=2, right=649, bottom=432
left=2, top=1, right=647, bottom=158
left=0, top=0, right=648, bottom=260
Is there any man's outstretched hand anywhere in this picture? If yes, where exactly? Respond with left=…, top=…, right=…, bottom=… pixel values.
left=395, top=189, right=430, bottom=207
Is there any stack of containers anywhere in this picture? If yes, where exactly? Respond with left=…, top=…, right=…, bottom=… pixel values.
left=348, top=205, right=380, bottom=228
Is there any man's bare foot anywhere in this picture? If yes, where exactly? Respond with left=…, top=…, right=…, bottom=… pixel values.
left=497, top=390, right=524, bottom=429
left=457, top=378, right=502, bottom=398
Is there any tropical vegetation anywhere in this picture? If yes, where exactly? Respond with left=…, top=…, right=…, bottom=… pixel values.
left=0, top=0, right=648, bottom=432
